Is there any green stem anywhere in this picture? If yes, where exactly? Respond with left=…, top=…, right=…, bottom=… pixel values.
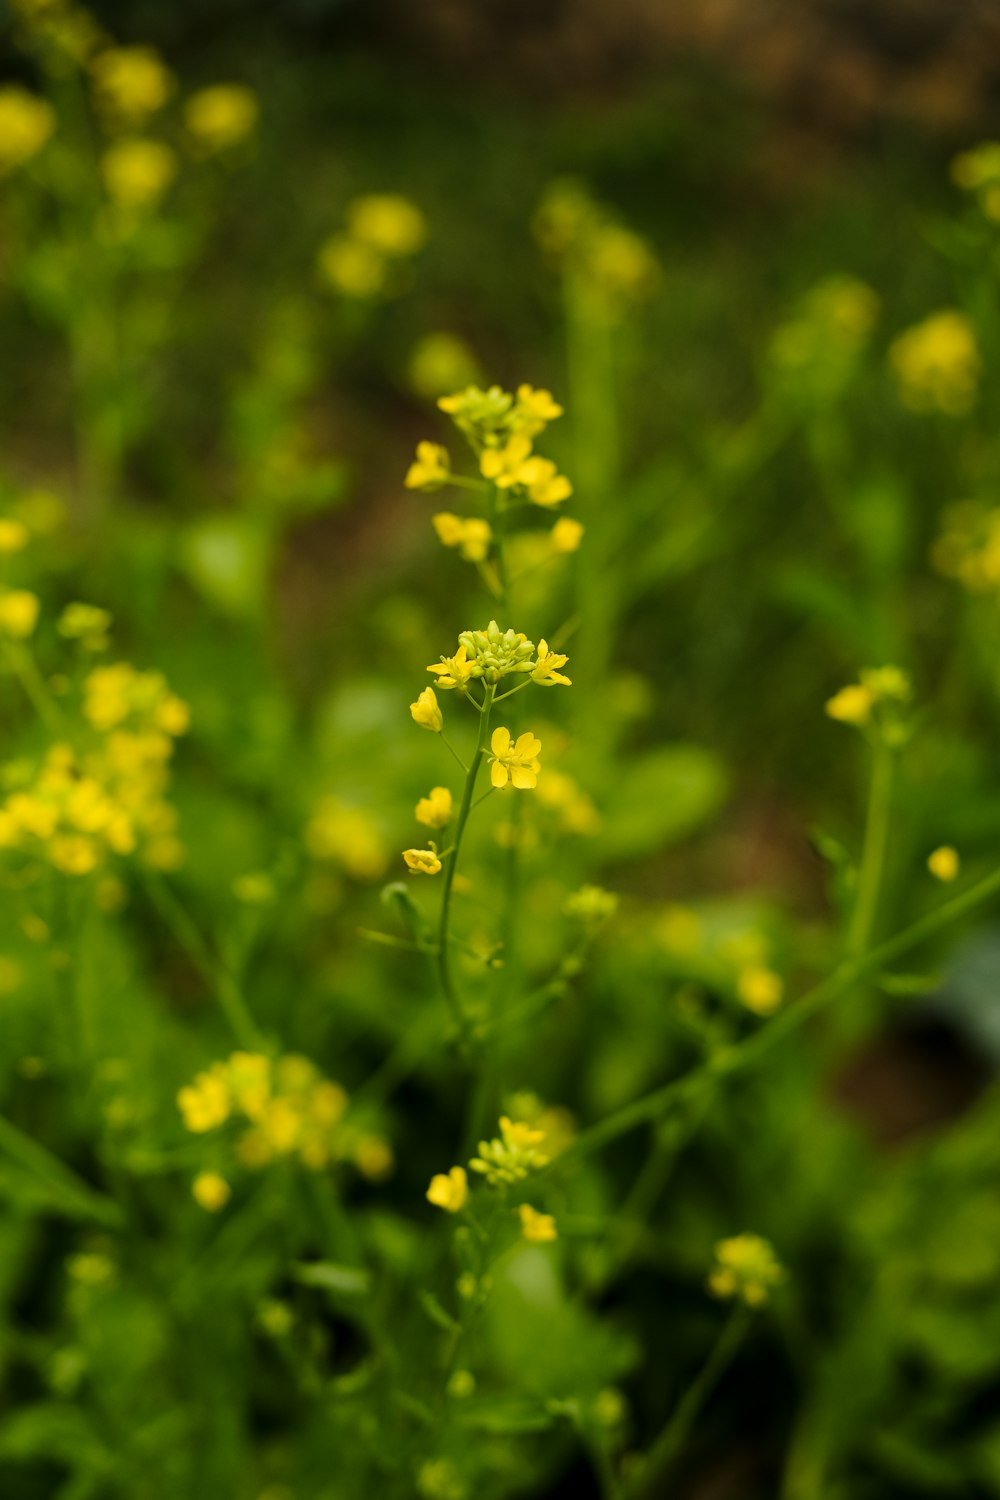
left=5, top=642, right=63, bottom=735
left=488, top=484, right=510, bottom=615
left=143, top=872, right=262, bottom=1050
left=564, top=858, right=1000, bottom=1162
left=626, top=1305, right=750, bottom=1496
left=0, top=1113, right=123, bottom=1228
left=435, top=686, right=495, bottom=1033
left=846, top=737, right=894, bottom=957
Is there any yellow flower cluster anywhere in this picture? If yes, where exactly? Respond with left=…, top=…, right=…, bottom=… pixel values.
left=708, top=1233, right=785, bottom=1307
left=0, top=85, right=55, bottom=174
left=178, top=1051, right=351, bottom=1172
left=183, top=84, right=258, bottom=154
left=563, top=885, right=618, bottom=923
left=317, top=194, right=426, bottom=299
left=951, top=141, right=1000, bottom=220
left=305, top=796, right=388, bottom=881
left=432, top=512, right=491, bottom=562
left=889, top=310, right=980, bottom=415
left=769, top=276, right=879, bottom=388
left=427, top=621, right=571, bottom=692
left=469, top=1114, right=550, bottom=1186
left=101, top=138, right=176, bottom=209
left=933, top=501, right=1000, bottom=594
left=426, top=1109, right=563, bottom=1239
left=90, top=46, right=174, bottom=126
left=0, top=661, right=188, bottom=875
left=825, top=664, right=911, bottom=734
left=533, top=178, right=659, bottom=314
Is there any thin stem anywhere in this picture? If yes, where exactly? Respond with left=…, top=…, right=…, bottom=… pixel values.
left=5, top=642, right=64, bottom=735
left=435, top=686, right=495, bottom=1033
left=440, top=732, right=469, bottom=775
left=846, top=737, right=894, bottom=957
left=488, top=483, right=510, bottom=615
left=491, top=678, right=533, bottom=706
left=625, top=1305, right=750, bottom=1496
left=564, top=859, right=1000, bottom=1162
left=143, top=872, right=262, bottom=1050
left=0, top=1113, right=123, bottom=1227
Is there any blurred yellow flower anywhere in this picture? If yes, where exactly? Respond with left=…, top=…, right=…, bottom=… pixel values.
left=0, top=519, right=28, bottom=554
left=736, top=965, right=783, bottom=1016
left=0, top=589, right=39, bottom=638
left=489, top=727, right=541, bottom=790
left=0, top=86, right=55, bottom=174
left=101, top=138, right=177, bottom=209
left=317, top=234, right=384, bottom=298
left=405, top=441, right=450, bottom=491
left=550, top=516, right=583, bottom=553
left=192, top=1172, right=230, bottom=1212
left=889, top=310, right=980, bottom=415
left=928, top=845, right=960, bottom=882
left=410, top=686, right=443, bottom=731
left=91, top=46, right=173, bottom=125
left=347, top=194, right=426, bottom=256
left=431, top=512, right=491, bottom=562
left=305, top=797, right=388, bottom=880
left=531, top=640, right=571, bottom=686
left=403, top=847, right=441, bottom=875
left=415, top=785, right=452, bottom=829
left=708, top=1233, right=785, bottom=1307
left=480, top=433, right=533, bottom=488
left=184, top=84, right=258, bottom=153
left=824, top=683, right=873, bottom=726
left=518, top=1203, right=557, bottom=1243
left=469, top=1116, right=549, bottom=1186
left=426, top=1165, right=467, bottom=1212
left=511, top=384, right=563, bottom=437
left=408, top=332, right=482, bottom=399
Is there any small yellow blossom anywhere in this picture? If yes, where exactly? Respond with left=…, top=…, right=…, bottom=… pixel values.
left=737, top=965, right=783, bottom=1016
left=57, top=602, right=111, bottom=650
left=480, top=433, right=533, bottom=488
left=951, top=142, right=1000, bottom=190
left=426, top=1165, right=467, bottom=1212
left=825, top=683, right=874, bottom=726
left=415, top=786, right=452, bottom=829
left=91, top=47, right=173, bottom=125
left=0, top=519, right=28, bottom=554
left=550, top=516, right=584, bottom=553
left=0, top=590, right=39, bottom=638
left=183, top=84, right=258, bottom=153
left=928, top=845, right=960, bottom=882
left=426, top=645, right=478, bottom=691
left=708, top=1233, right=785, bottom=1307
left=431, top=513, right=492, bottom=562
left=470, top=1116, right=549, bottom=1186
left=101, top=139, right=177, bottom=209
left=518, top=455, right=572, bottom=507
left=353, top=1135, right=394, bottom=1180
left=0, top=86, right=55, bottom=174
left=403, top=847, right=442, bottom=875
left=511, top=384, right=563, bottom=436
left=489, top=727, right=541, bottom=790
left=564, top=885, right=618, bottom=923
left=410, top=687, right=443, bottom=732
left=408, top=332, right=482, bottom=399
left=305, top=798, right=388, bottom=880
left=316, top=234, right=384, bottom=298
left=531, top=640, right=571, bottom=687
left=518, top=1203, right=558, bottom=1243
left=192, top=1172, right=230, bottom=1212
left=347, top=194, right=426, bottom=256
left=406, top=442, right=451, bottom=491
left=177, top=1065, right=231, bottom=1133
left=889, top=310, right=980, bottom=415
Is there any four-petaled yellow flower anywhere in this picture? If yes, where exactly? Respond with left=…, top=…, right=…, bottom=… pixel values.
left=480, top=433, right=533, bottom=488
left=406, top=442, right=451, bottom=491
left=427, top=645, right=478, bottom=691
left=518, top=455, right=572, bottom=507
left=432, top=512, right=492, bottom=562
left=416, top=786, right=452, bottom=829
left=512, top=384, right=563, bottom=435
left=532, top=640, right=571, bottom=686
left=426, top=1165, right=467, bottom=1212
left=489, top=727, right=541, bottom=790
left=518, top=1203, right=558, bottom=1242
left=403, top=847, right=442, bottom=875
left=410, top=687, right=443, bottom=732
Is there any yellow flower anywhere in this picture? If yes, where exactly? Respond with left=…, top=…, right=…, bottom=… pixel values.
left=518, top=1203, right=558, bottom=1243
left=469, top=1116, right=549, bottom=1186
left=0, top=519, right=28, bottom=554
left=564, top=885, right=618, bottom=923
left=405, top=442, right=451, bottom=491
left=408, top=332, right=482, bottom=399
left=0, top=590, right=39, bottom=638
left=101, top=139, right=177, bottom=209
left=192, top=1172, right=230, bottom=1212
left=737, top=965, right=783, bottom=1016
left=952, top=142, right=1000, bottom=189
left=511, top=385, right=563, bottom=437
left=480, top=433, right=533, bottom=488
left=708, top=1233, right=785, bottom=1307
left=305, top=798, right=388, bottom=880
left=58, top=602, right=111, bottom=650
left=928, top=845, right=960, bottom=882
left=183, top=84, right=258, bottom=153
left=432, top=513, right=492, bottom=562
left=426, top=1165, right=467, bottom=1212
left=489, top=727, right=541, bottom=790
left=346, top=194, right=426, bottom=256
left=410, top=687, right=443, bottom=731
left=0, top=86, right=54, bottom=174
left=353, top=1135, right=394, bottom=1181
left=518, top=455, right=572, bottom=508
left=825, top=683, right=873, bottom=726
left=889, top=310, right=980, bottom=415
left=426, top=645, right=478, bottom=691
left=550, top=516, right=583, bottom=553
left=316, top=234, right=384, bottom=298
left=177, top=1065, right=231, bottom=1133
left=91, top=47, right=173, bottom=125
left=531, top=640, right=571, bottom=687
left=403, top=847, right=442, bottom=875
left=415, top=786, right=452, bottom=829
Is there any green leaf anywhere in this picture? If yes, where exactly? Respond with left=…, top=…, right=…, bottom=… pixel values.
left=178, top=515, right=272, bottom=618
left=291, top=1261, right=371, bottom=1297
